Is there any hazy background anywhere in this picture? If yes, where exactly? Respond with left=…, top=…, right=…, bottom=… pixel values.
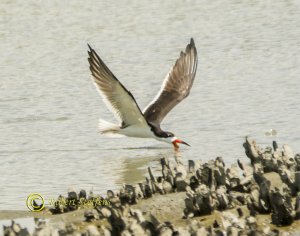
left=0, top=0, right=299, bottom=210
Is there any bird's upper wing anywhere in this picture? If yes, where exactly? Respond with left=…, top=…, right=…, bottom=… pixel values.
left=143, top=38, right=198, bottom=126
left=88, top=45, right=147, bottom=127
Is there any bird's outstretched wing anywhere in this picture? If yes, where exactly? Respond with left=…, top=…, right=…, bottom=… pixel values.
left=143, top=38, right=198, bottom=126
left=88, top=45, right=147, bottom=127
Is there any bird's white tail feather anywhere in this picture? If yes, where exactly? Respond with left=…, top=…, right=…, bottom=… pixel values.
left=98, top=119, right=124, bottom=137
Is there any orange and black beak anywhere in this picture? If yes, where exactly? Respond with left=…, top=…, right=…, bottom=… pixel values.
left=172, top=139, right=190, bottom=150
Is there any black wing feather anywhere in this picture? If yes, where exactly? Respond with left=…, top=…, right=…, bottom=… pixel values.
left=143, top=38, right=198, bottom=126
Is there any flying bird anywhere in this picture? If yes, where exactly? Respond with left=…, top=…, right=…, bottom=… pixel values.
left=87, top=38, right=198, bottom=150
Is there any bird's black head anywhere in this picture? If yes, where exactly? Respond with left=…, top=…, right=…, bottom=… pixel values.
left=165, top=131, right=175, bottom=138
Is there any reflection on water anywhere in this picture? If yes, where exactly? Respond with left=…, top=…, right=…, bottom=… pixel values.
left=0, top=0, right=299, bottom=210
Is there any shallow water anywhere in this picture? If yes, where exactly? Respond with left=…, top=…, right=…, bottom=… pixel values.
left=0, top=0, right=299, bottom=210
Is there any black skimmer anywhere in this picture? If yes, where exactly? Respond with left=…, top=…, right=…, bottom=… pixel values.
left=87, top=38, right=198, bottom=150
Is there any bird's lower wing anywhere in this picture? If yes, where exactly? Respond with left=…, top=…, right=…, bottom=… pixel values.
left=88, top=45, right=147, bottom=127
left=143, top=38, right=198, bottom=126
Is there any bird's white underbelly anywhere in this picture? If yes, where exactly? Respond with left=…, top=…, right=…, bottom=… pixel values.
left=118, top=124, right=155, bottom=138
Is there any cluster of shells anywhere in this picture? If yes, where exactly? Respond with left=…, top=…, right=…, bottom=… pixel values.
left=3, top=137, right=300, bottom=236
left=243, top=138, right=300, bottom=225
left=184, top=137, right=300, bottom=225
left=3, top=218, right=109, bottom=236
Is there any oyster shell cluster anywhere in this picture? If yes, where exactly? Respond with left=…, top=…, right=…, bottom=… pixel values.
left=3, top=138, right=300, bottom=236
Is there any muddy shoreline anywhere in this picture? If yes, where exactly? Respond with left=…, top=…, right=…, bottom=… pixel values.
left=2, top=137, right=300, bottom=235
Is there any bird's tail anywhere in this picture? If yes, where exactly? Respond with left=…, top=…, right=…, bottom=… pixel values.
left=98, top=119, right=124, bottom=137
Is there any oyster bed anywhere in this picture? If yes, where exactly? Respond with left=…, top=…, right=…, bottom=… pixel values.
left=3, top=137, right=300, bottom=236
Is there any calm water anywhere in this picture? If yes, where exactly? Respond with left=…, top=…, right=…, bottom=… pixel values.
left=0, top=0, right=299, bottom=210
